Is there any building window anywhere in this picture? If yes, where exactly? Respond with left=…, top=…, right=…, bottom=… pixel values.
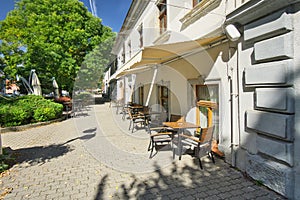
left=128, top=40, right=132, bottom=58
left=158, top=85, right=169, bottom=115
left=157, top=0, right=167, bottom=34
left=138, top=86, right=144, bottom=105
left=132, top=85, right=144, bottom=105
left=109, top=57, right=118, bottom=75
left=122, top=43, right=125, bottom=64
left=193, top=0, right=202, bottom=7
left=138, top=24, right=143, bottom=48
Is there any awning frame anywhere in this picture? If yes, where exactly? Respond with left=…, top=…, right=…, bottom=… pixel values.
left=109, top=34, right=226, bottom=80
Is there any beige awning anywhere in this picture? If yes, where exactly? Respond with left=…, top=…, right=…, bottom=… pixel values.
left=111, top=35, right=225, bottom=79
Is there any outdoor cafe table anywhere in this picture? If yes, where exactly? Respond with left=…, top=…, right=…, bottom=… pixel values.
left=162, top=121, right=200, bottom=137
left=163, top=121, right=200, bottom=156
left=162, top=121, right=200, bottom=130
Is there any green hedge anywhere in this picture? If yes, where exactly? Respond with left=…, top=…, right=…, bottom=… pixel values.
left=0, top=95, right=63, bottom=127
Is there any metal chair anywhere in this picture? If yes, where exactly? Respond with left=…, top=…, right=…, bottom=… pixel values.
left=127, top=107, right=147, bottom=133
left=147, top=114, right=184, bottom=158
left=173, top=126, right=215, bottom=169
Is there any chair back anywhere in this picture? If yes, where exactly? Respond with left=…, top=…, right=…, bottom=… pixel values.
left=143, top=106, right=150, bottom=113
left=127, top=107, right=134, bottom=119
left=200, top=126, right=214, bottom=143
left=170, top=114, right=185, bottom=122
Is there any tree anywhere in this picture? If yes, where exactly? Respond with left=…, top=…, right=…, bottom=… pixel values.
left=74, top=31, right=116, bottom=91
left=0, top=0, right=115, bottom=94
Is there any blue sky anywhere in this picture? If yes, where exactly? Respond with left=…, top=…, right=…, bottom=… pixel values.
left=0, top=0, right=132, bottom=32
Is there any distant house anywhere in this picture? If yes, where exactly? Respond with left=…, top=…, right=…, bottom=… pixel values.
left=5, top=80, right=19, bottom=95
left=106, top=0, right=300, bottom=198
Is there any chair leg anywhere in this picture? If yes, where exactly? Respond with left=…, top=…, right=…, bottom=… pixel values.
left=178, top=135, right=182, bottom=160
left=147, top=140, right=152, bottom=151
left=172, top=148, right=176, bottom=159
left=131, top=121, right=135, bottom=133
left=198, top=158, right=203, bottom=169
left=210, top=151, right=215, bottom=164
left=149, top=144, right=154, bottom=158
left=178, top=143, right=182, bottom=160
left=129, top=121, right=132, bottom=130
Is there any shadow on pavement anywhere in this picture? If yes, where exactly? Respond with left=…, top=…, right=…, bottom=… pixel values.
left=94, top=175, right=108, bottom=200
left=93, top=161, right=286, bottom=199
left=6, top=130, right=96, bottom=167
left=7, top=144, right=73, bottom=167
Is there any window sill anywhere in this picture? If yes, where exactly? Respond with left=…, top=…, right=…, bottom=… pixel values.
left=180, top=0, right=222, bottom=30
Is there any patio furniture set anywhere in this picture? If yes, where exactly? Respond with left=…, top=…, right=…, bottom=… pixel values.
left=116, top=100, right=217, bottom=169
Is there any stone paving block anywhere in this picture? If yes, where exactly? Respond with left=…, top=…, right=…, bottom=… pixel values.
left=193, top=191, right=209, bottom=199
left=0, top=104, right=286, bottom=200
left=168, top=192, right=184, bottom=199
left=208, top=189, right=221, bottom=196
left=217, top=192, right=233, bottom=199
left=181, top=195, right=195, bottom=200
left=205, top=195, right=222, bottom=200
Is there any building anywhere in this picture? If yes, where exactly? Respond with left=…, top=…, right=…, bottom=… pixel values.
left=106, top=0, right=300, bottom=198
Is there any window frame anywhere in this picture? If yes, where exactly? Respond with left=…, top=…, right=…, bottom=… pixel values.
left=193, top=0, right=202, bottom=7
left=127, top=40, right=132, bottom=58
left=138, top=24, right=143, bottom=48
left=158, top=85, right=169, bottom=115
left=121, top=43, right=126, bottom=64
left=157, top=0, right=167, bottom=34
left=195, top=82, right=221, bottom=142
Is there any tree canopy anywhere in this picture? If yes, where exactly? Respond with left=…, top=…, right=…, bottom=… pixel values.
left=0, top=0, right=115, bottom=94
left=75, top=35, right=115, bottom=91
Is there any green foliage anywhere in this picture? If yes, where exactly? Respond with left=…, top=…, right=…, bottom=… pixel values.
left=75, top=33, right=116, bottom=90
left=33, top=101, right=63, bottom=122
left=0, top=105, right=30, bottom=126
left=74, top=91, right=93, bottom=100
left=0, top=95, right=63, bottom=127
left=0, top=0, right=115, bottom=94
left=0, top=148, right=15, bottom=173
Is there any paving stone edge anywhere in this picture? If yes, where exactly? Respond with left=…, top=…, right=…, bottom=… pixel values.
left=0, top=116, right=67, bottom=134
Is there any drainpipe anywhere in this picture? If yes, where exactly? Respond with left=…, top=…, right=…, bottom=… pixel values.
left=228, top=44, right=239, bottom=168
left=227, top=44, right=237, bottom=167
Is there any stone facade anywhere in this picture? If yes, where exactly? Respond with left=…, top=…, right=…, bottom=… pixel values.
left=227, top=1, right=300, bottom=198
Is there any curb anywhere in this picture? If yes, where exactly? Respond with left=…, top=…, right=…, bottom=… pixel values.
left=0, top=116, right=67, bottom=134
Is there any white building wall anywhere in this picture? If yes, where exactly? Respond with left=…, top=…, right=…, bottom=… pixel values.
left=168, top=0, right=191, bottom=32
left=134, top=65, right=189, bottom=115
left=177, top=0, right=226, bottom=40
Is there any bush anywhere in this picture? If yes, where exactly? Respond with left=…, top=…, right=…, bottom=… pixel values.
left=33, top=102, right=63, bottom=122
left=0, top=105, right=31, bottom=127
left=0, top=95, right=63, bottom=127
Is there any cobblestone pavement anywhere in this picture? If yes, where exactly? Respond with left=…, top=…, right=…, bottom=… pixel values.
left=0, top=103, right=286, bottom=199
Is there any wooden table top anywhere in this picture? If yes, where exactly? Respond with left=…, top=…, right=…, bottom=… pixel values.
left=129, top=105, right=144, bottom=109
left=163, top=121, right=200, bottom=129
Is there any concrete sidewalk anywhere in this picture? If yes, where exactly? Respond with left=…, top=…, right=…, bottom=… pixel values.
left=0, top=103, right=285, bottom=199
